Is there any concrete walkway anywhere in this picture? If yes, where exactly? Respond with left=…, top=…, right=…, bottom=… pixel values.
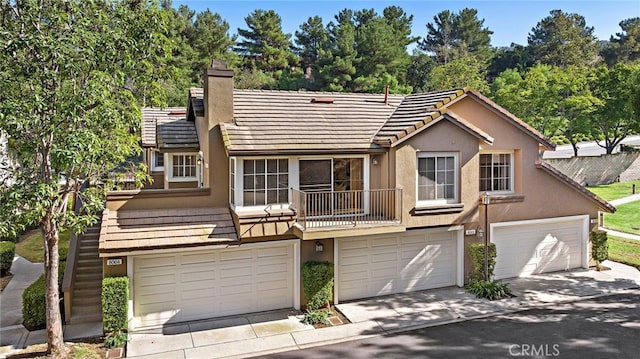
left=609, top=193, right=640, bottom=207
left=0, top=255, right=103, bottom=357
left=126, top=260, right=640, bottom=359
left=600, top=193, right=640, bottom=241
left=0, top=255, right=44, bottom=355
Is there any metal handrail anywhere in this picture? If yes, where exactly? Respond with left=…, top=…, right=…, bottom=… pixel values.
left=290, top=188, right=402, bottom=230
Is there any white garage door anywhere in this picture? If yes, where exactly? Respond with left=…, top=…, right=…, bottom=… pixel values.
left=493, top=216, right=587, bottom=280
left=338, top=228, right=457, bottom=301
left=133, top=242, right=294, bottom=328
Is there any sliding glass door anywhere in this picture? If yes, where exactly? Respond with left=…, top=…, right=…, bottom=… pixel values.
left=299, top=158, right=364, bottom=216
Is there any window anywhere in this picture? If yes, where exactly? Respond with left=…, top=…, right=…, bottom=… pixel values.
left=230, top=158, right=236, bottom=205
left=480, top=152, right=513, bottom=193
left=417, top=153, right=458, bottom=204
left=243, top=159, right=288, bottom=206
left=151, top=151, right=164, bottom=171
left=170, top=154, right=197, bottom=180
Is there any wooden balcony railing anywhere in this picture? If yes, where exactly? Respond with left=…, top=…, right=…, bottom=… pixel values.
left=290, top=188, right=402, bottom=230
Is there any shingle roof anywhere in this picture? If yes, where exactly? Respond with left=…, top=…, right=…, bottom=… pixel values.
left=535, top=161, right=616, bottom=213
left=99, top=207, right=239, bottom=253
left=221, top=90, right=403, bottom=154
left=141, top=108, right=199, bottom=150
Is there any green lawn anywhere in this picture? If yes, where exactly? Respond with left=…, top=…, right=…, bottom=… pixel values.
left=15, top=229, right=71, bottom=263
left=603, top=201, right=640, bottom=235
left=587, top=180, right=640, bottom=201
left=608, top=235, right=640, bottom=270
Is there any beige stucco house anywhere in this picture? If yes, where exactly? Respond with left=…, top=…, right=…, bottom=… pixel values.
left=67, top=60, right=614, bottom=330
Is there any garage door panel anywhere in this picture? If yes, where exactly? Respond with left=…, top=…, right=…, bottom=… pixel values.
left=493, top=217, right=584, bottom=279
left=137, top=255, right=176, bottom=269
left=134, top=243, right=294, bottom=328
left=339, top=228, right=457, bottom=301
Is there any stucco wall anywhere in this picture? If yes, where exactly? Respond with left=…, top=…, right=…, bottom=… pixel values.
left=299, top=239, right=334, bottom=308
left=393, top=120, right=481, bottom=228
left=545, top=152, right=640, bottom=186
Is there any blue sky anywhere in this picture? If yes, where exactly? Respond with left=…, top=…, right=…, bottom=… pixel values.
left=175, top=1, right=639, bottom=48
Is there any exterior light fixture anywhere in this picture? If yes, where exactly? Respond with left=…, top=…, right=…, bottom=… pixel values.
left=372, top=156, right=379, bottom=166
left=315, top=241, right=324, bottom=252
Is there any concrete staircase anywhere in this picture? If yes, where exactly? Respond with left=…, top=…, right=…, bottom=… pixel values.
left=69, top=224, right=103, bottom=324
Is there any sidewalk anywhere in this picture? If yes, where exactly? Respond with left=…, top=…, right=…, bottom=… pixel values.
left=126, top=260, right=640, bottom=359
left=600, top=193, right=640, bottom=241
left=608, top=193, right=640, bottom=207
left=0, top=256, right=103, bottom=357
left=0, top=255, right=43, bottom=355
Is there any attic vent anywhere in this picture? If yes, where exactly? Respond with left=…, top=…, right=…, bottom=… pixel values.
left=169, top=110, right=186, bottom=115
left=311, top=97, right=334, bottom=104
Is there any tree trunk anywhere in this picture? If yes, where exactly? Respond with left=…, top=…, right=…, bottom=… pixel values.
left=42, top=214, right=69, bottom=357
left=571, top=142, right=579, bottom=157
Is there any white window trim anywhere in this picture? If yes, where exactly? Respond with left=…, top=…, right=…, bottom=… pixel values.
left=151, top=150, right=164, bottom=172
left=416, top=151, right=459, bottom=206
left=231, top=155, right=370, bottom=211
left=234, top=157, right=291, bottom=210
left=168, top=152, right=199, bottom=182
left=479, top=150, right=514, bottom=195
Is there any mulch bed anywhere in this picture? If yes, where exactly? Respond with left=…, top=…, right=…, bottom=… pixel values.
left=0, top=273, right=13, bottom=292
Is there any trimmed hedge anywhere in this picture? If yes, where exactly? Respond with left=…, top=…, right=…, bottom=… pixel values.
left=0, top=241, right=16, bottom=274
left=301, top=261, right=333, bottom=310
left=590, top=230, right=609, bottom=264
left=469, top=242, right=497, bottom=281
left=102, top=277, right=129, bottom=332
left=22, top=262, right=66, bottom=329
left=23, top=275, right=46, bottom=328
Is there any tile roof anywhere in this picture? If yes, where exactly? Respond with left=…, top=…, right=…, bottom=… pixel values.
left=188, top=88, right=204, bottom=119
left=535, top=161, right=616, bottom=213
left=222, top=90, right=403, bottom=154
left=99, top=207, right=239, bottom=253
left=178, top=87, right=555, bottom=154
left=373, top=89, right=465, bottom=146
left=141, top=108, right=199, bottom=150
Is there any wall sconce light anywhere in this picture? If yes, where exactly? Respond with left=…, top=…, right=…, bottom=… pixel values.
left=372, top=156, right=379, bottom=166
left=476, top=226, right=484, bottom=238
left=315, top=241, right=324, bottom=252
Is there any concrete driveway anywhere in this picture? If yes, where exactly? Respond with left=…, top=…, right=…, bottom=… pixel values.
left=125, top=260, right=640, bottom=359
left=263, top=291, right=640, bottom=359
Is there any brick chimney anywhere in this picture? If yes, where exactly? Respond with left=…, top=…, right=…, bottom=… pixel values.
left=204, top=59, right=234, bottom=129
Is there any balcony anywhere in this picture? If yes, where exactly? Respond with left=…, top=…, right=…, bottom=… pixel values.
left=290, top=188, right=404, bottom=239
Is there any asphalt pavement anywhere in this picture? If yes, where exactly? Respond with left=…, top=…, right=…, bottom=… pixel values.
left=260, top=291, right=640, bottom=359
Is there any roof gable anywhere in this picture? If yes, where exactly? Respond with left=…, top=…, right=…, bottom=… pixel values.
left=536, top=161, right=615, bottom=213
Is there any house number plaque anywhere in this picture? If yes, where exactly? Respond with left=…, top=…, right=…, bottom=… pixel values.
left=107, top=258, right=123, bottom=266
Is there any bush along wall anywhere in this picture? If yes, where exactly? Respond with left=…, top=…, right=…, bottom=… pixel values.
left=102, top=276, right=129, bottom=333
left=466, top=242, right=511, bottom=300
left=0, top=241, right=16, bottom=275
left=301, top=261, right=334, bottom=310
left=468, top=242, right=497, bottom=281
left=590, top=230, right=609, bottom=268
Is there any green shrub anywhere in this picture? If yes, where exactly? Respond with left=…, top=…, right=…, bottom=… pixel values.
left=58, top=246, right=69, bottom=262
left=23, top=275, right=46, bottom=328
left=466, top=279, right=512, bottom=300
left=22, top=264, right=66, bottom=328
left=469, top=242, right=497, bottom=281
left=104, top=330, right=129, bottom=348
left=590, top=230, right=609, bottom=265
left=301, top=261, right=333, bottom=310
left=102, top=277, right=129, bottom=332
left=301, top=309, right=330, bottom=325
left=0, top=241, right=16, bottom=274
